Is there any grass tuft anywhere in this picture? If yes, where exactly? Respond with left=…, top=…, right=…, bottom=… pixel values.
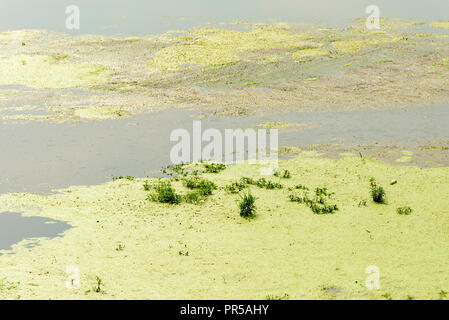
left=274, top=169, right=291, bottom=179
left=112, top=175, right=135, bottom=181
left=225, top=181, right=247, bottom=194
left=147, top=181, right=182, bottom=204
left=370, top=178, right=386, bottom=204
left=204, top=163, right=227, bottom=173
left=396, top=206, right=412, bottom=215
left=183, top=177, right=217, bottom=196
left=240, top=177, right=283, bottom=189
left=239, top=192, right=256, bottom=218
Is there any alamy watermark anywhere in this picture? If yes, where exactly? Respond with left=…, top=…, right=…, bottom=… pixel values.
left=366, top=5, right=381, bottom=30
left=65, top=5, right=80, bottom=30
left=170, top=121, right=278, bottom=175
left=65, top=265, right=80, bottom=289
left=365, top=265, right=380, bottom=290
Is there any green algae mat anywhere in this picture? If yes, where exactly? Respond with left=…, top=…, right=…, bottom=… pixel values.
left=0, top=153, right=448, bottom=299
left=1, top=18, right=449, bottom=123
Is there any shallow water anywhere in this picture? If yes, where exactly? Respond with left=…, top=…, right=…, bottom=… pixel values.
left=0, top=105, right=448, bottom=195
left=0, top=211, right=71, bottom=254
left=0, top=0, right=448, bottom=35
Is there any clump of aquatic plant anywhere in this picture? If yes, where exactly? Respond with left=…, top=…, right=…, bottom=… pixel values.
left=183, top=177, right=217, bottom=196
left=239, top=192, right=256, bottom=218
left=289, top=186, right=338, bottom=214
left=115, top=242, right=125, bottom=251
left=241, top=177, right=257, bottom=185
left=225, top=181, right=247, bottom=194
left=148, top=180, right=182, bottom=204
left=162, top=163, right=188, bottom=177
left=265, top=180, right=283, bottom=189
left=396, top=206, right=412, bottom=215
left=358, top=200, right=368, bottom=207
left=143, top=180, right=151, bottom=191
left=112, top=175, right=135, bottom=181
left=381, top=293, right=392, bottom=300
left=314, top=187, right=334, bottom=198
left=240, top=177, right=283, bottom=189
left=294, top=184, right=309, bottom=191
left=274, top=169, right=291, bottom=179
left=289, top=192, right=310, bottom=203
left=183, top=191, right=205, bottom=204
left=95, top=276, right=104, bottom=293
left=265, top=293, right=290, bottom=300
left=370, top=178, right=386, bottom=204
left=309, top=201, right=338, bottom=215
left=204, top=162, right=227, bottom=173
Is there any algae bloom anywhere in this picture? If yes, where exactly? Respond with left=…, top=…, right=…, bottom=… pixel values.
left=0, top=55, right=110, bottom=89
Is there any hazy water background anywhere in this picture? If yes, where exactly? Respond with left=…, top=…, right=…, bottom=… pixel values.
left=0, top=0, right=448, bottom=35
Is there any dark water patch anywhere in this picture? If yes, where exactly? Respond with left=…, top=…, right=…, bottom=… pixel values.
left=0, top=105, right=448, bottom=195
left=0, top=212, right=71, bottom=254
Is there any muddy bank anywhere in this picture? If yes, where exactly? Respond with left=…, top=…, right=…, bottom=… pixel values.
left=0, top=154, right=448, bottom=299
left=0, top=19, right=448, bottom=122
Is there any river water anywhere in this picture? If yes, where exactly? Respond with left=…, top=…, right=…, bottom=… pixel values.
left=0, top=0, right=448, bottom=35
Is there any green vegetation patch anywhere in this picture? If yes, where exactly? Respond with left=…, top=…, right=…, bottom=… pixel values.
left=0, top=55, right=110, bottom=89
left=430, top=21, right=449, bottom=30
left=149, top=24, right=313, bottom=71
left=289, top=187, right=338, bottom=214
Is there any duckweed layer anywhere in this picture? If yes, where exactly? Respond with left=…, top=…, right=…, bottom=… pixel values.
left=0, top=55, right=110, bottom=89
left=396, top=150, right=414, bottom=163
left=430, top=21, right=449, bottom=30
left=292, top=48, right=328, bottom=60
left=0, top=154, right=448, bottom=299
left=149, top=25, right=314, bottom=71
left=333, top=37, right=400, bottom=53
left=1, top=18, right=448, bottom=122
left=0, top=30, right=42, bottom=43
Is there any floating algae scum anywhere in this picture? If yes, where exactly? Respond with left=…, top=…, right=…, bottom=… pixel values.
left=1, top=154, right=449, bottom=299
left=0, top=15, right=448, bottom=299
left=1, top=19, right=449, bottom=121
